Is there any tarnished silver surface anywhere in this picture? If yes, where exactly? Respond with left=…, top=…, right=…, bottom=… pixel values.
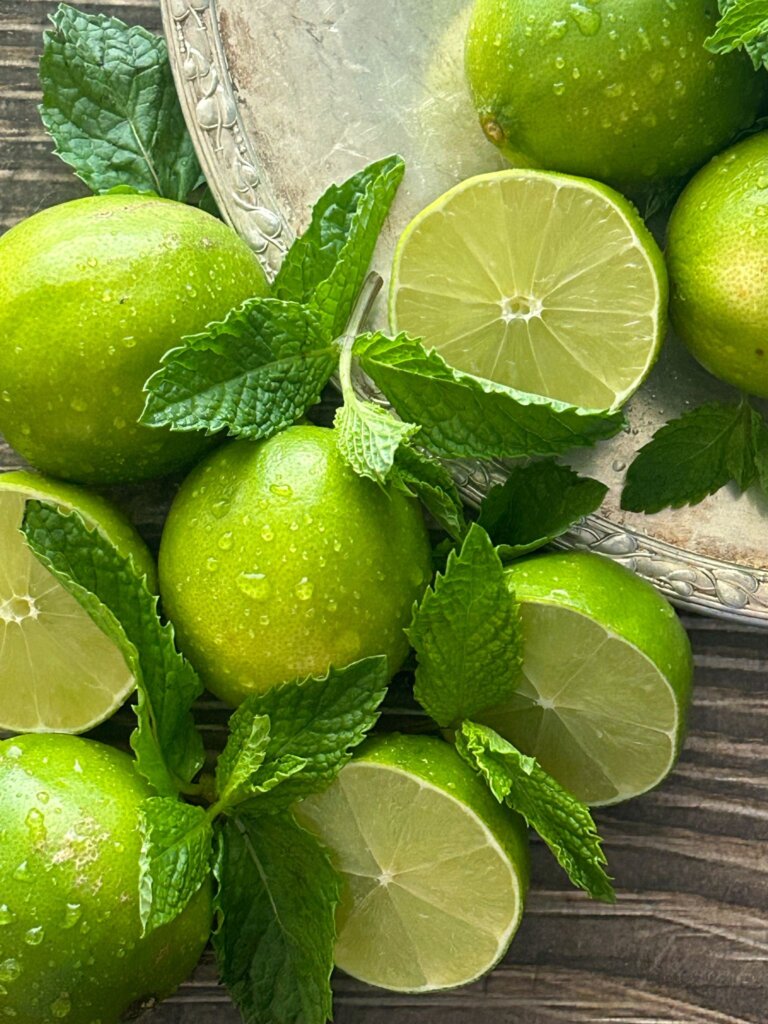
left=162, top=0, right=768, bottom=624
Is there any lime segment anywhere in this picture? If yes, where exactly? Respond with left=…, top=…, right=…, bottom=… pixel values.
left=390, top=169, right=667, bottom=411
left=296, top=734, right=529, bottom=993
left=479, top=552, right=693, bottom=806
left=0, top=472, right=154, bottom=734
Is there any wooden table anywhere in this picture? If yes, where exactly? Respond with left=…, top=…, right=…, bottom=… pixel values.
left=2, top=3, right=768, bottom=1021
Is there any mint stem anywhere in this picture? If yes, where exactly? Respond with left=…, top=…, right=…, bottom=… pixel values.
left=338, top=272, right=383, bottom=404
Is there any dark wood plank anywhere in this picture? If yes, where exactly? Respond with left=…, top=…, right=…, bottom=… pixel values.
left=2, top=3, right=768, bottom=1023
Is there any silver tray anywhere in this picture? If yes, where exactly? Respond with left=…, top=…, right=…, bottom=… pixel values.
left=162, top=0, right=768, bottom=624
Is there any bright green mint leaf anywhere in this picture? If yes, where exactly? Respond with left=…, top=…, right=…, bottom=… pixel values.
left=213, top=813, right=340, bottom=1024
left=141, top=300, right=337, bottom=439
left=273, top=156, right=405, bottom=336
left=23, top=502, right=204, bottom=796
left=215, top=710, right=307, bottom=810
left=457, top=721, right=615, bottom=903
left=621, top=400, right=762, bottom=513
left=391, top=445, right=467, bottom=541
left=408, top=524, right=522, bottom=728
left=707, top=0, right=768, bottom=69
left=236, top=657, right=389, bottom=813
left=354, top=333, right=624, bottom=461
left=138, top=797, right=213, bottom=935
left=39, top=4, right=201, bottom=200
left=478, top=460, right=607, bottom=559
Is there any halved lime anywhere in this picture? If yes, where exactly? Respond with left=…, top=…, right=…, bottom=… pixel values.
left=389, top=169, right=667, bottom=411
left=295, top=733, right=529, bottom=992
left=0, top=471, right=156, bottom=734
left=478, top=552, right=693, bottom=806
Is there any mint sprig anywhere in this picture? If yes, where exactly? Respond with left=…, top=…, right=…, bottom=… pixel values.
left=391, top=445, right=467, bottom=540
left=39, top=4, right=202, bottom=200
left=22, top=501, right=204, bottom=796
left=707, top=0, right=768, bottom=69
left=621, top=399, right=768, bottom=513
left=478, top=460, right=607, bottom=559
left=456, top=722, right=615, bottom=903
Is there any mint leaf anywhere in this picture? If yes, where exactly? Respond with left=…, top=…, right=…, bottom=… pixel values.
left=335, top=398, right=419, bottom=483
left=273, top=156, right=405, bottom=336
left=391, top=445, right=467, bottom=540
left=457, top=721, right=615, bottom=903
left=621, top=400, right=761, bottom=513
left=215, top=711, right=307, bottom=810
left=235, top=657, right=389, bottom=813
left=409, top=524, right=522, bottom=728
left=213, top=813, right=339, bottom=1024
left=138, top=797, right=213, bottom=934
left=706, top=0, right=768, bottom=69
left=142, top=299, right=336, bottom=439
left=478, top=460, right=607, bottom=559
left=355, top=333, right=623, bottom=461
left=23, top=502, right=204, bottom=796
left=39, top=4, right=201, bottom=200
left=753, top=412, right=768, bottom=492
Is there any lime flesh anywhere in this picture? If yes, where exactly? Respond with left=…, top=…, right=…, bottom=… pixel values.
left=479, top=552, right=693, bottom=806
left=390, top=169, right=667, bottom=411
left=296, top=734, right=529, bottom=992
left=0, top=473, right=154, bottom=734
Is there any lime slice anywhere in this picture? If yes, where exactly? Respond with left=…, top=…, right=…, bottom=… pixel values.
left=0, top=471, right=156, bottom=734
left=295, top=734, right=529, bottom=993
left=389, top=169, right=667, bottom=411
left=478, top=552, right=693, bottom=806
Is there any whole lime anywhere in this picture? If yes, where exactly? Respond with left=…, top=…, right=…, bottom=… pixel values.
left=0, top=734, right=212, bottom=1024
left=465, top=0, right=767, bottom=192
left=666, top=131, right=768, bottom=396
left=159, top=425, right=433, bottom=704
left=0, top=194, right=268, bottom=484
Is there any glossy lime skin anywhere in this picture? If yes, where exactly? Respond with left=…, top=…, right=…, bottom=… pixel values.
left=0, top=469, right=157, bottom=590
left=0, top=735, right=212, bottom=1024
left=465, top=0, right=767, bottom=192
left=159, top=425, right=433, bottom=704
left=667, top=131, right=768, bottom=397
left=0, top=194, right=268, bottom=484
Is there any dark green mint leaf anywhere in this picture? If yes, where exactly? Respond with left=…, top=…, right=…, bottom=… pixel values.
left=354, top=333, right=623, bottom=461
left=215, top=710, right=307, bottom=810
left=23, top=502, right=204, bottom=795
left=138, top=797, right=213, bottom=934
left=39, top=4, right=201, bottom=199
left=213, top=813, right=339, bottom=1024
left=706, top=1, right=768, bottom=69
left=273, top=156, right=405, bottom=336
left=457, top=721, right=615, bottom=902
left=391, top=445, right=467, bottom=540
left=409, top=524, right=522, bottom=728
left=478, top=460, right=607, bottom=559
left=621, top=400, right=758, bottom=513
left=141, top=300, right=337, bottom=439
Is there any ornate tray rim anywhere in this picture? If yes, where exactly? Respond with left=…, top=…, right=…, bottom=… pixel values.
left=161, top=0, right=768, bottom=626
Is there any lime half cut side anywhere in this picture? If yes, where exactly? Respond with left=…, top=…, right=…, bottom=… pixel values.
left=390, top=169, right=668, bottom=412
left=0, top=472, right=154, bottom=734
left=296, top=734, right=529, bottom=993
left=479, top=552, right=693, bottom=806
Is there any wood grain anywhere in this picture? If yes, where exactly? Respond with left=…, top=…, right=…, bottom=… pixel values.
left=2, top=3, right=768, bottom=1022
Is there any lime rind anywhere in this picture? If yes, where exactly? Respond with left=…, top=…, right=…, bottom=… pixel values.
left=390, top=168, right=667, bottom=413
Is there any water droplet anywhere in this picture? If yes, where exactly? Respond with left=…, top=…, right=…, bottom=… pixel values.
left=327, top=599, right=338, bottom=614
left=13, top=861, right=29, bottom=882
left=49, top=994, right=71, bottom=1019
left=552, top=81, right=566, bottom=95
left=648, top=62, right=666, bottom=84
left=332, top=538, right=342, bottom=553
left=0, top=960, right=20, bottom=983
left=113, top=416, right=126, bottom=430
left=211, top=499, right=230, bottom=519
left=604, top=82, right=624, bottom=98
left=636, top=26, right=652, bottom=51
left=0, top=390, right=10, bottom=404
left=62, top=903, right=82, bottom=930
left=24, top=927, right=44, bottom=946
left=757, top=175, right=768, bottom=189
left=69, top=398, right=88, bottom=413
left=238, top=572, right=271, bottom=602
left=218, top=532, right=234, bottom=551
left=206, top=557, right=219, bottom=573
left=259, top=614, right=270, bottom=626
left=568, top=1, right=601, bottom=36
left=295, top=578, right=314, bottom=602
left=270, top=483, right=293, bottom=498
left=0, top=906, right=13, bottom=926
left=547, top=18, right=568, bottom=40
left=260, top=525, right=274, bottom=542
left=554, top=55, right=565, bottom=69
left=25, top=808, right=46, bottom=842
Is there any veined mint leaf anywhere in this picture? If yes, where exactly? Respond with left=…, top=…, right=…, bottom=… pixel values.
left=138, top=797, right=213, bottom=935
left=457, top=721, right=615, bottom=903
left=39, top=4, right=201, bottom=200
left=478, top=460, right=607, bottom=559
left=334, top=398, right=419, bottom=483
left=409, top=524, right=522, bottom=728
left=354, top=333, right=624, bottom=461
left=141, top=300, right=337, bottom=439
left=23, top=502, right=204, bottom=796
left=274, top=156, right=405, bottom=336
left=707, top=0, right=768, bottom=69
left=236, top=657, right=389, bottom=813
left=215, top=711, right=307, bottom=810
left=213, top=813, right=340, bottom=1024
left=621, top=400, right=760, bottom=513
left=391, top=445, right=468, bottom=541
